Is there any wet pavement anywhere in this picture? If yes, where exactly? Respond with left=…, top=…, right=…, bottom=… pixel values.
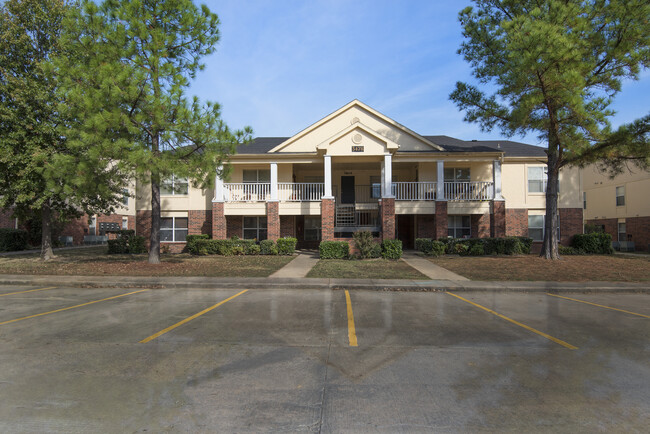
left=0, top=285, right=648, bottom=432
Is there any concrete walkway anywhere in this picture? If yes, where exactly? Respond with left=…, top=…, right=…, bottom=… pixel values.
left=401, top=252, right=470, bottom=281
left=269, top=251, right=319, bottom=278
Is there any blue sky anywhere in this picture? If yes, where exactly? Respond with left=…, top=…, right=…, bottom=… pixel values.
left=193, top=0, right=650, bottom=147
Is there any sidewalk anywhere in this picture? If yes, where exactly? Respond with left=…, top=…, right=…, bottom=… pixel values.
left=401, top=252, right=469, bottom=281
left=269, top=251, right=319, bottom=278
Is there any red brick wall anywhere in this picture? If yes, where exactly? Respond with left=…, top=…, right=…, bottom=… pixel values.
left=212, top=202, right=226, bottom=239
left=435, top=201, right=448, bottom=239
left=321, top=199, right=335, bottom=241
left=60, top=215, right=89, bottom=245
left=189, top=210, right=212, bottom=236
left=160, top=242, right=186, bottom=254
left=626, top=216, right=650, bottom=251
left=491, top=201, right=506, bottom=238
left=226, top=216, right=242, bottom=239
left=585, top=218, right=618, bottom=241
left=266, top=202, right=280, bottom=240
left=471, top=213, right=490, bottom=238
left=417, top=214, right=435, bottom=239
left=0, top=209, right=16, bottom=229
left=136, top=210, right=152, bottom=241
left=506, top=208, right=529, bottom=237
left=380, top=198, right=396, bottom=240
left=280, top=215, right=295, bottom=238
left=559, top=208, right=583, bottom=246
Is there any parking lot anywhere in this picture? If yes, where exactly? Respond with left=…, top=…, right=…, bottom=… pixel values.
left=0, top=284, right=648, bottom=432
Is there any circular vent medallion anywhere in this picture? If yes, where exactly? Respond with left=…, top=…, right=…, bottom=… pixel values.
left=350, top=117, right=360, bottom=124
left=352, top=133, right=363, bottom=144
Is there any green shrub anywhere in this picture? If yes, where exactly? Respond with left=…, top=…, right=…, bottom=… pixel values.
left=260, top=239, right=278, bottom=255
left=231, top=245, right=245, bottom=255
left=319, top=241, right=349, bottom=259
left=469, top=243, right=485, bottom=256
left=277, top=237, right=297, bottom=255
left=504, top=237, right=523, bottom=255
left=483, top=237, right=506, bottom=255
left=0, top=228, right=28, bottom=252
left=129, top=236, right=146, bottom=254
left=429, top=240, right=446, bottom=257
left=381, top=239, right=403, bottom=259
left=246, top=243, right=260, bottom=255
left=107, top=237, right=127, bottom=254
left=559, top=245, right=584, bottom=255
left=186, top=234, right=210, bottom=254
left=415, top=238, right=431, bottom=253
left=107, top=232, right=146, bottom=254
left=572, top=232, right=613, bottom=254
left=516, top=237, right=533, bottom=254
left=453, top=242, right=469, bottom=255
left=354, top=231, right=381, bottom=258
left=212, top=239, right=234, bottom=255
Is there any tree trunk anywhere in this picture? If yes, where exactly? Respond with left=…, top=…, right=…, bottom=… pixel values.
left=540, top=150, right=560, bottom=259
left=148, top=171, right=161, bottom=264
left=40, top=202, right=55, bottom=261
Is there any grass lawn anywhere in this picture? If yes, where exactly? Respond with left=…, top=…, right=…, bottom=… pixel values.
left=0, top=247, right=294, bottom=278
left=428, top=254, right=650, bottom=282
left=307, top=258, right=429, bottom=280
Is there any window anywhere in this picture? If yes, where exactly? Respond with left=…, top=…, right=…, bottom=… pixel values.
left=448, top=215, right=471, bottom=238
left=583, top=192, right=587, bottom=210
left=160, top=217, right=188, bottom=242
left=304, top=216, right=321, bottom=241
left=528, top=167, right=547, bottom=193
left=121, top=189, right=129, bottom=206
left=243, top=169, right=270, bottom=183
left=122, top=217, right=128, bottom=230
left=88, top=216, right=97, bottom=236
left=444, top=168, right=471, bottom=182
left=370, top=175, right=381, bottom=198
left=528, top=215, right=560, bottom=241
left=160, top=175, right=188, bottom=195
left=243, top=216, right=267, bottom=240
left=618, top=222, right=626, bottom=242
left=616, top=186, right=625, bottom=206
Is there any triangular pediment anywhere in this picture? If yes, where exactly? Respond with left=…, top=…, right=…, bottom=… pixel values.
left=316, top=122, right=399, bottom=156
left=269, top=100, right=443, bottom=153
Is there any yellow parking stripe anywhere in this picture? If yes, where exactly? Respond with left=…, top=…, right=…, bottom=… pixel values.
left=446, top=292, right=578, bottom=350
left=0, top=286, right=57, bottom=297
left=0, top=289, right=150, bottom=326
left=547, top=293, right=650, bottom=319
left=344, top=290, right=358, bottom=347
left=140, top=290, right=248, bottom=343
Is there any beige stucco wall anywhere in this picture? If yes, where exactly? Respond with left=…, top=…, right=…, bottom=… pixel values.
left=501, top=162, right=581, bottom=209
left=136, top=181, right=213, bottom=211
left=582, top=164, right=650, bottom=219
left=113, top=180, right=137, bottom=216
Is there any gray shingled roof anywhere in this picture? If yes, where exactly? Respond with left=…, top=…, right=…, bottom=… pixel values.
left=235, top=135, right=546, bottom=158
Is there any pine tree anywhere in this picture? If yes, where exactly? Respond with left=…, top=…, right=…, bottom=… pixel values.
left=450, top=0, right=650, bottom=259
left=61, top=0, right=252, bottom=264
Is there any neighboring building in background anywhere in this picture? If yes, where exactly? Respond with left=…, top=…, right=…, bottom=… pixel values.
left=582, top=164, right=650, bottom=251
left=1, top=100, right=585, bottom=251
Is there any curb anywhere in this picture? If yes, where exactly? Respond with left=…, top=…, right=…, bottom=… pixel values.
left=0, top=274, right=648, bottom=293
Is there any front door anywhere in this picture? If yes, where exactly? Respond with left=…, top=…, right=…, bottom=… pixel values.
left=341, top=176, right=355, bottom=204
left=397, top=214, right=414, bottom=249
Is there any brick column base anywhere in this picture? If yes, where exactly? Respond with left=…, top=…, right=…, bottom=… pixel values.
left=212, top=202, right=226, bottom=239
left=321, top=198, right=335, bottom=240
left=491, top=200, right=506, bottom=238
left=380, top=198, right=396, bottom=240
left=266, top=201, right=280, bottom=241
left=435, top=201, right=448, bottom=239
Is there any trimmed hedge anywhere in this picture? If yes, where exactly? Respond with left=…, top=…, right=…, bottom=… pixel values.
left=277, top=237, right=297, bottom=255
left=107, top=231, right=146, bottom=254
left=260, top=239, right=278, bottom=255
left=381, top=239, right=403, bottom=259
left=416, top=236, right=532, bottom=256
left=186, top=234, right=210, bottom=254
left=354, top=231, right=381, bottom=258
left=415, top=238, right=446, bottom=257
left=319, top=241, right=349, bottom=259
left=571, top=232, right=613, bottom=254
left=0, top=228, right=28, bottom=252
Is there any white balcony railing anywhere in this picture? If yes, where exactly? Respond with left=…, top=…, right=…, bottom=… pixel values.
left=278, top=182, right=324, bottom=202
left=392, top=182, right=437, bottom=201
left=223, top=183, right=271, bottom=202
left=444, top=181, right=494, bottom=201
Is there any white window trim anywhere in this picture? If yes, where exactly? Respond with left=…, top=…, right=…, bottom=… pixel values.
left=160, top=216, right=188, bottom=243
left=161, top=175, right=189, bottom=196
left=448, top=215, right=471, bottom=239
left=528, top=214, right=560, bottom=242
left=617, top=222, right=626, bottom=242
left=243, top=169, right=271, bottom=183
left=527, top=166, right=547, bottom=194
left=444, top=167, right=471, bottom=182
left=616, top=186, right=625, bottom=207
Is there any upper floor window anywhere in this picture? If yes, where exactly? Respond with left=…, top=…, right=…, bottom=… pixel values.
left=243, top=169, right=270, bottom=183
left=121, top=189, right=129, bottom=206
left=161, top=175, right=188, bottom=195
left=583, top=192, right=587, bottom=210
left=444, top=168, right=471, bottom=182
left=528, top=166, right=547, bottom=193
left=616, top=186, right=625, bottom=206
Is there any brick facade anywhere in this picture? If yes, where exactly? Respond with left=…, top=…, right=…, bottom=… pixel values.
left=585, top=218, right=618, bottom=241
left=226, top=216, right=243, bottom=239
left=506, top=208, right=529, bottom=237
left=60, top=215, right=89, bottom=245
left=212, top=202, right=226, bottom=239
left=266, top=201, right=280, bottom=240
left=136, top=210, right=152, bottom=242
left=491, top=201, right=506, bottom=238
left=189, top=210, right=212, bottom=236
left=321, top=198, right=335, bottom=241
left=434, top=201, right=448, bottom=239
left=380, top=198, right=396, bottom=240
left=558, top=208, right=583, bottom=246
left=0, top=209, right=16, bottom=229
left=626, top=216, right=650, bottom=251
left=470, top=213, right=491, bottom=238
left=417, top=214, right=435, bottom=239
left=280, top=215, right=295, bottom=238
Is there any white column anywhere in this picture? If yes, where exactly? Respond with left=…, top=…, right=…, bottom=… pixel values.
left=493, top=159, right=503, bottom=200
left=213, top=165, right=224, bottom=202
left=436, top=160, right=445, bottom=200
left=383, top=153, right=393, bottom=198
left=270, top=162, right=278, bottom=201
left=323, top=154, right=333, bottom=198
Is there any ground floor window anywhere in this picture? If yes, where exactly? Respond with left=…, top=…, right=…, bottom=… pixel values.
left=448, top=215, right=470, bottom=238
left=243, top=216, right=267, bottom=240
left=304, top=216, right=321, bottom=241
left=528, top=214, right=560, bottom=242
left=161, top=217, right=188, bottom=242
left=88, top=216, right=97, bottom=235
left=122, top=217, right=128, bottom=230
left=618, top=222, right=626, bottom=242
